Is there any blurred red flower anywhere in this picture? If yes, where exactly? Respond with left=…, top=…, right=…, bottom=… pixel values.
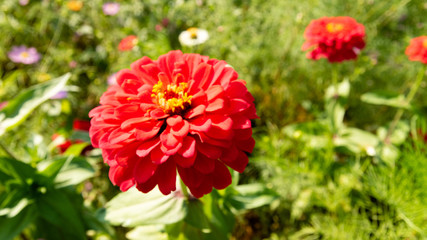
left=405, top=36, right=427, bottom=64
left=53, top=119, right=92, bottom=153
left=89, top=50, right=257, bottom=198
left=118, top=35, right=138, bottom=51
left=302, top=16, right=366, bottom=62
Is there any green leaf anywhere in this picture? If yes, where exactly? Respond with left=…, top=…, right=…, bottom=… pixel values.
left=0, top=205, right=37, bottom=240
left=69, top=130, right=91, bottom=143
left=361, top=91, right=410, bottom=109
left=54, top=156, right=94, bottom=187
left=334, top=128, right=379, bottom=155
left=325, top=79, right=350, bottom=99
left=228, top=183, right=278, bottom=211
left=37, top=189, right=86, bottom=239
left=127, top=225, right=168, bottom=240
left=184, top=200, right=210, bottom=232
left=377, top=121, right=410, bottom=145
left=0, top=73, right=71, bottom=136
left=0, top=157, right=36, bottom=183
left=37, top=155, right=94, bottom=187
left=105, top=187, right=187, bottom=227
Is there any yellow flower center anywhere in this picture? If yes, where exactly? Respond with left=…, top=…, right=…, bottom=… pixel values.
left=151, top=80, right=192, bottom=114
left=423, top=39, right=427, bottom=48
left=187, top=27, right=198, bottom=39
left=67, top=0, right=83, bottom=11
left=326, top=23, right=344, bottom=33
left=20, top=52, right=29, bottom=58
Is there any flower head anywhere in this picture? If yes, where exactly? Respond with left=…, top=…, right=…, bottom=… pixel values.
left=52, top=119, right=92, bottom=153
left=302, top=16, right=366, bottom=62
left=8, top=46, right=41, bottom=65
left=103, top=2, right=120, bottom=16
left=67, top=0, right=83, bottom=11
left=89, top=50, right=257, bottom=198
left=118, top=35, right=138, bottom=51
left=50, top=90, right=68, bottom=100
left=0, top=102, right=8, bottom=111
left=178, top=28, right=209, bottom=47
left=405, top=36, right=427, bottom=64
left=19, top=0, right=29, bottom=6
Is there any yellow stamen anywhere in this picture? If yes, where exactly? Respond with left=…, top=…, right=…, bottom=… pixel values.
left=326, top=23, right=344, bottom=33
left=187, top=27, right=198, bottom=39
left=151, top=80, right=192, bottom=114
left=20, top=52, right=29, bottom=58
left=423, top=39, right=427, bottom=48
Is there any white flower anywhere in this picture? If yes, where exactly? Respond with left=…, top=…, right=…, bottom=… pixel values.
left=178, top=28, right=209, bottom=47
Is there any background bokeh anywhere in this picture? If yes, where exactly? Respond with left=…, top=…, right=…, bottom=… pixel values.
left=0, top=0, right=426, bottom=239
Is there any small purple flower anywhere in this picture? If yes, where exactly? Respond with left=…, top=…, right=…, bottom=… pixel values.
left=50, top=91, right=68, bottom=100
left=102, top=2, right=120, bottom=16
left=107, top=73, right=117, bottom=85
left=8, top=46, right=41, bottom=65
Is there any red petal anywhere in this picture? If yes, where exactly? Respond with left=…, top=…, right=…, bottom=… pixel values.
left=174, top=152, right=196, bottom=168
left=150, top=108, right=168, bottom=119
left=136, top=175, right=157, bottom=193
left=206, top=98, right=225, bottom=112
left=109, top=164, right=135, bottom=191
left=229, top=98, right=251, bottom=114
left=134, top=157, right=158, bottom=184
left=232, top=116, right=251, bottom=129
left=211, top=115, right=233, bottom=131
left=205, top=85, right=224, bottom=102
left=130, top=57, right=159, bottom=85
left=178, top=136, right=196, bottom=158
left=236, top=137, right=255, bottom=153
left=189, top=176, right=213, bottom=198
left=134, top=121, right=162, bottom=141
left=196, top=141, right=223, bottom=159
left=156, top=160, right=177, bottom=195
left=212, top=161, right=232, bottom=189
left=177, top=166, right=202, bottom=188
left=193, top=153, right=216, bottom=174
left=151, top=145, right=170, bottom=164
left=189, top=117, right=212, bottom=133
left=166, top=115, right=183, bottom=127
left=108, top=128, right=132, bottom=145
left=136, top=138, right=161, bottom=157
left=192, top=63, right=213, bottom=90
left=225, top=151, right=248, bottom=173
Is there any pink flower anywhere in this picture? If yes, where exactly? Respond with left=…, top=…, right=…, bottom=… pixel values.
left=89, top=50, right=257, bottom=198
left=103, top=2, right=120, bottom=16
left=8, top=46, right=41, bottom=65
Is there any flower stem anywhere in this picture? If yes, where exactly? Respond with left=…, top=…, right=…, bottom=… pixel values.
left=0, top=140, right=19, bottom=159
left=179, top=178, right=189, bottom=199
left=385, top=66, right=425, bottom=142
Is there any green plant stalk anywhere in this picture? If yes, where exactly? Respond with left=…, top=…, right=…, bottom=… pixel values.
left=180, top=178, right=189, bottom=199
left=0, top=140, right=19, bottom=160
left=385, top=66, right=425, bottom=142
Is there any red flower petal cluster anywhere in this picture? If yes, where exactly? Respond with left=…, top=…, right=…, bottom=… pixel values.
left=118, top=35, right=138, bottom=51
left=302, top=16, right=366, bottom=62
left=89, top=50, right=257, bottom=198
left=53, top=119, right=92, bottom=153
left=405, top=36, right=427, bottom=64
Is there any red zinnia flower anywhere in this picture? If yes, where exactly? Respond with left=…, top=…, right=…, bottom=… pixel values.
left=53, top=119, right=92, bottom=153
left=405, top=36, right=427, bottom=64
left=118, top=35, right=138, bottom=51
left=302, top=16, right=366, bottom=63
left=89, top=50, right=257, bottom=198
